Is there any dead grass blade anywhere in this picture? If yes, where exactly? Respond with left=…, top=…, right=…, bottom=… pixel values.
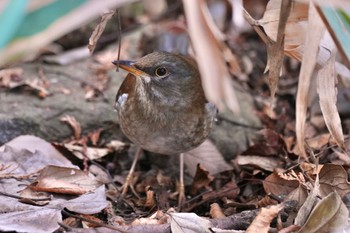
left=266, top=0, right=292, bottom=98
left=296, top=3, right=325, bottom=159
left=182, top=0, right=240, bottom=113
left=317, top=54, right=345, bottom=149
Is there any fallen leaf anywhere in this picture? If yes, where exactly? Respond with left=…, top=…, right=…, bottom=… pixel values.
left=63, top=143, right=110, bottom=160
left=170, top=212, right=212, bottom=233
left=294, top=172, right=320, bottom=227
left=263, top=172, right=300, bottom=196
left=236, top=155, right=282, bottom=172
left=189, top=164, right=214, bottom=196
left=30, top=165, right=103, bottom=195
left=183, top=139, right=232, bottom=177
left=319, top=163, right=350, bottom=198
left=298, top=192, right=348, bottom=233
left=246, top=203, right=284, bottom=233
left=0, top=67, right=23, bottom=87
left=210, top=203, right=226, bottom=219
left=60, top=115, right=82, bottom=140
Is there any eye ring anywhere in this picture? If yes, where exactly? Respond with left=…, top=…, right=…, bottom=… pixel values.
left=155, top=67, right=168, bottom=77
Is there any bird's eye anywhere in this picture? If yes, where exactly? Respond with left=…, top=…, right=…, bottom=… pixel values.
left=155, top=67, right=168, bottom=77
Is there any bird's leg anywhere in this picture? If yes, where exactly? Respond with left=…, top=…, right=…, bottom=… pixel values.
left=121, top=147, right=142, bottom=197
left=178, top=153, right=186, bottom=206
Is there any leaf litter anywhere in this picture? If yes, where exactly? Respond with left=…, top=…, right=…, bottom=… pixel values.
left=1, top=0, right=350, bottom=232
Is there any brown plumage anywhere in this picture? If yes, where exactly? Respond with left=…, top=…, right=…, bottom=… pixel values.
left=113, top=51, right=216, bottom=155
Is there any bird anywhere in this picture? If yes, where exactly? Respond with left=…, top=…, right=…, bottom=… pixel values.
left=112, top=51, right=217, bottom=205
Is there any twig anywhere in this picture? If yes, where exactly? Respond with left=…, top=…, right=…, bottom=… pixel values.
left=0, top=191, right=52, bottom=202
left=62, top=209, right=128, bottom=233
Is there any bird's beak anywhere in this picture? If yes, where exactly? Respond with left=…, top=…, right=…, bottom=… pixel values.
left=112, top=60, right=151, bottom=83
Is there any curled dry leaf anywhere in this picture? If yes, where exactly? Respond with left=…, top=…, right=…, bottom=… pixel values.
left=189, top=164, right=214, bottom=196
left=295, top=2, right=325, bottom=158
left=236, top=155, right=282, bottom=172
left=182, top=0, right=240, bottom=113
left=245, top=203, right=284, bottom=233
left=63, top=144, right=110, bottom=160
left=106, top=140, right=129, bottom=152
left=0, top=67, right=23, bottom=88
left=88, top=10, right=115, bottom=54
left=317, top=54, right=345, bottom=149
left=210, top=203, right=226, bottom=219
left=30, top=165, right=103, bottom=195
left=298, top=192, right=348, bottom=233
left=60, top=115, right=82, bottom=140
left=294, top=172, right=320, bottom=227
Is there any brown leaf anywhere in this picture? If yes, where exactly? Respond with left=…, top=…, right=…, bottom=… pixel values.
left=63, top=144, right=110, bottom=160
left=263, top=172, right=300, bottom=196
left=299, top=192, right=348, bottom=233
left=295, top=3, right=325, bottom=159
left=246, top=203, right=284, bottom=233
left=236, top=155, right=282, bottom=172
left=202, top=181, right=239, bottom=201
left=183, top=139, right=232, bottom=177
left=88, top=10, right=115, bottom=54
left=0, top=67, right=23, bottom=87
left=182, top=0, right=240, bottom=113
left=242, top=129, right=286, bottom=157
left=60, top=115, right=82, bottom=140
left=319, top=164, right=350, bottom=198
left=210, top=203, right=226, bottom=219
left=295, top=172, right=320, bottom=226
left=170, top=212, right=212, bottom=233
left=30, top=165, right=102, bottom=195
left=317, top=54, right=345, bottom=149
left=189, top=164, right=214, bottom=196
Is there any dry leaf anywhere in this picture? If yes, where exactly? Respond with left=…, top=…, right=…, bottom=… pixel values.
left=189, top=164, right=214, bottom=196
left=63, top=144, right=110, bottom=160
left=170, top=212, right=212, bottom=233
left=210, top=203, right=226, bottom=219
left=60, top=115, right=82, bottom=140
left=144, top=187, right=156, bottom=208
left=246, top=203, right=284, bottom=233
left=182, top=0, right=240, bottom=113
left=183, top=139, right=232, bottom=177
left=317, top=54, right=345, bottom=149
left=30, top=165, right=102, bottom=195
left=88, top=10, right=115, bottom=54
left=202, top=181, right=239, bottom=202
left=236, top=155, right=281, bottom=172
left=294, top=172, right=320, bottom=226
left=263, top=172, right=300, bottom=196
left=295, top=2, right=325, bottom=158
left=286, top=185, right=308, bottom=209
left=0, top=67, right=23, bottom=87
left=319, top=164, right=350, bottom=198
left=106, top=140, right=129, bottom=152
left=299, top=192, right=348, bottom=233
